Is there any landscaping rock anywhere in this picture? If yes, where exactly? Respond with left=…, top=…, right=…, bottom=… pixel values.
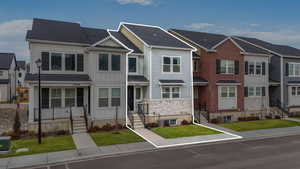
left=16, top=148, right=29, bottom=153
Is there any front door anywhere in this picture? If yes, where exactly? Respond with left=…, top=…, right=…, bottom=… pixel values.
left=128, top=86, right=134, bottom=111
left=135, top=87, right=142, bottom=111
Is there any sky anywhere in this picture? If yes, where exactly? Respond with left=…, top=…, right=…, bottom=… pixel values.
left=1, top=0, right=300, bottom=60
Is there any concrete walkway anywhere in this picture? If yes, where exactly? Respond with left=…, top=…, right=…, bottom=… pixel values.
left=0, top=142, right=155, bottom=169
left=72, top=133, right=97, bottom=149
left=133, top=124, right=241, bottom=148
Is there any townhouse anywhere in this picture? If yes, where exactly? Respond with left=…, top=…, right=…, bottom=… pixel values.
left=169, top=29, right=271, bottom=122
left=25, top=18, right=195, bottom=131
left=235, top=37, right=300, bottom=114
left=110, top=23, right=195, bottom=127
left=0, top=53, right=17, bottom=102
left=25, top=19, right=129, bottom=131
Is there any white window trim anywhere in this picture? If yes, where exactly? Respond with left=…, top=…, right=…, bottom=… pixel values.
left=43, top=87, right=79, bottom=109
left=42, top=51, right=83, bottom=72
left=162, top=56, right=182, bottom=74
left=65, top=88, right=76, bottom=107
left=247, top=86, right=263, bottom=97
left=288, top=62, right=300, bottom=77
left=161, top=86, right=181, bottom=99
left=111, top=88, right=121, bottom=107
left=247, top=61, right=264, bottom=76
left=97, top=87, right=122, bottom=108
left=220, top=59, right=235, bottom=74
left=291, top=86, right=300, bottom=96
left=220, top=86, right=236, bottom=98
left=98, top=53, right=121, bottom=72
left=128, top=56, right=139, bottom=74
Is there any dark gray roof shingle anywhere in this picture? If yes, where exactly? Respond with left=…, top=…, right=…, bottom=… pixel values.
left=25, top=73, right=91, bottom=82
left=123, top=24, right=192, bottom=49
left=81, top=27, right=109, bottom=44
left=170, top=29, right=227, bottom=50
left=17, top=61, right=26, bottom=70
left=0, top=79, right=9, bottom=84
left=236, top=36, right=300, bottom=56
left=159, top=79, right=185, bottom=84
left=216, top=80, right=240, bottom=83
left=109, top=31, right=142, bottom=54
left=232, top=38, right=270, bottom=55
left=193, top=77, right=208, bottom=83
left=128, top=75, right=148, bottom=82
left=0, top=53, right=15, bottom=70
left=27, top=18, right=90, bottom=44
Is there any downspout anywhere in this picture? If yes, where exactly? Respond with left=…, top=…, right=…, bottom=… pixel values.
left=280, top=56, right=284, bottom=108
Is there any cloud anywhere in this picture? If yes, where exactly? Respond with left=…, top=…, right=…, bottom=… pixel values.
left=117, top=0, right=152, bottom=5
left=185, top=23, right=215, bottom=30
left=0, top=19, right=32, bottom=60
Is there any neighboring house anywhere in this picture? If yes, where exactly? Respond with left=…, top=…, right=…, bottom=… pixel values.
left=110, top=23, right=195, bottom=127
left=235, top=36, right=300, bottom=113
left=25, top=18, right=129, bottom=130
left=169, top=29, right=271, bottom=122
left=16, top=61, right=27, bottom=87
left=0, top=53, right=17, bottom=102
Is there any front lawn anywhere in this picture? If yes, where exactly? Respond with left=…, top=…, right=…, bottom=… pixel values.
left=90, top=129, right=144, bottom=146
left=219, top=119, right=300, bottom=132
left=0, top=136, right=75, bottom=158
left=151, top=125, right=222, bottom=139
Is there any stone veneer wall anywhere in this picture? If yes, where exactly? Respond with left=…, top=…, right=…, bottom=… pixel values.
left=144, top=98, right=193, bottom=116
left=27, top=119, right=70, bottom=133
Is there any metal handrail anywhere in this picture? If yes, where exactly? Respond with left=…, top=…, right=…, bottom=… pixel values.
left=137, top=103, right=146, bottom=126
left=83, top=104, right=89, bottom=130
left=127, top=105, right=134, bottom=129
left=69, top=106, right=73, bottom=134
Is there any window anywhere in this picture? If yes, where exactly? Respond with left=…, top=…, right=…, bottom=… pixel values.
left=247, top=86, right=264, bottom=97
left=41, top=52, right=49, bottom=71
left=163, top=56, right=181, bottom=73
left=291, top=86, right=300, bottom=96
left=256, top=87, right=261, bottom=96
left=0, top=71, right=3, bottom=76
left=220, top=60, right=234, bottom=74
left=128, top=57, right=137, bottom=73
left=162, top=87, right=180, bottom=99
left=99, top=54, right=109, bottom=71
left=111, top=88, right=121, bottom=107
left=248, top=87, right=255, bottom=96
left=18, top=72, right=22, bottom=78
left=65, top=88, right=76, bottom=107
left=256, top=62, right=262, bottom=75
left=169, top=119, right=177, bottom=126
left=193, top=60, right=199, bottom=72
left=288, top=63, right=300, bottom=77
left=98, top=88, right=109, bottom=107
left=51, top=88, right=62, bottom=108
left=51, top=53, right=62, bottom=70
left=65, top=54, right=76, bottom=71
left=111, top=54, right=121, bottom=71
left=220, top=86, right=236, bottom=98
left=249, top=62, right=255, bottom=75
left=77, top=54, right=84, bottom=72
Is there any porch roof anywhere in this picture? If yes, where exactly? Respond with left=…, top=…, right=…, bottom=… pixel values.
left=159, top=79, right=185, bottom=85
left=25, top=73, right=91, bottom=83
left=216, top=80, right=241, bottom=85
left=0, top=79, right=9, bottom=84
left=193, top=77, right=208, bottom=86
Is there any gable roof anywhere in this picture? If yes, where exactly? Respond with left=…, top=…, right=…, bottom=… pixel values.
left=26, top=18, right=90, bottom=44
left=16, top=61, right=26, bottom=70
left=81, top=27, right=109, bottom=45
left=170, top=29, right=227, bottom=50
left=235, top=36, right=300, bottom=57
left=122, top=23, right=193, bottom=50
left=0, top=53, right=16, bottom=70
left=231, top=38, right=270, bottom=55
left=109, top=30, right=142, bottom=54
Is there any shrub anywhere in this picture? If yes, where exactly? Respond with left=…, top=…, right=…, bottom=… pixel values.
left=145, top=123, right=159, bottom=128
left=88, top=125, right=101, bottom=133
left=275, top=115, right=281, bottom=119
left=181, top=120, right=190, bottom=125
left=210, top=118, right=220, bottom=124
left=5, top=131, right=20, bottom=140
left=28, top=130, right=36, bottom=136
left=56, top=130, right=69, bottom=136
left=265, top=115, right=272, bottom=119
left=101, top=123, right=114, bottom=131
left=13, top=110, right=21, bottom=134
left=238, top=116, right=259, bottom=121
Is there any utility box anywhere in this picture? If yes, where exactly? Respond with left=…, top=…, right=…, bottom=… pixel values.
left=0, top=136, right=11, bottom=154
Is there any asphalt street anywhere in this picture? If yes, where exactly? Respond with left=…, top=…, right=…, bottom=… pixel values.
left=28, top=134, right=300, bottom=169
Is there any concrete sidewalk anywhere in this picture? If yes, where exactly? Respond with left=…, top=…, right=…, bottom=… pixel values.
left=72, top=133, right=97, bottom=149
left=0, top=142, right=155, bottom=169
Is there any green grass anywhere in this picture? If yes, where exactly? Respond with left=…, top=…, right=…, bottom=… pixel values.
left=151, top=125, right=222, bottom=139
left=0, top=136, right=75, bottom=158
left=293, top=117, right=300, bottom=120
left=90, top=129, right=144, bottom=146
left=219, top=119, right=300, bottom=132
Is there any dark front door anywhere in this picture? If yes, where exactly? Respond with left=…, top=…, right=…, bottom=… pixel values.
left=128, top=86, right=134, bottom=111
